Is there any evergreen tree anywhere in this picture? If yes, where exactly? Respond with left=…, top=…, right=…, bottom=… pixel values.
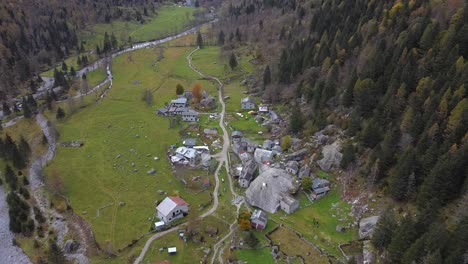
left=263, top=65, right=271, bottom=88
left=56, top=107, right=65, bottom=120
left=371, top=210, right=396, bottom=251
left=47, top=240, right=65, bottom=264
left=229, top=53, right=238, bottom=70
left=22, top=97, right=32, bottom=118
left=2, top=102, right=11, bottom=116
left=176, top=84, right=184, bottom=95
left=4, top=165, right=18, bottom=190
left=340, top=142, right=356, bottom=169
left=111, top=32, right=118, bottom=49
left=61, top=61, right=68, bottom=72
left=218, top=30, right=225, bottom=45
left=197, top=32, right=203, bottom=48
left=70, top=66, right=76, bottom=77
left=195, top=0, right=199, bottom=8
left=27, top=95, right=37, bottom=112
left=290, top=105, right=304, bottom=134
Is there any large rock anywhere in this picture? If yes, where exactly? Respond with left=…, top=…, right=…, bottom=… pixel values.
left=63, top=240, right=80, bottom=254
left=245, top=167, right=298, bottom=213
left=317, top=140, right=343, bottom=171
left=359, top=216, right=379, bottom=239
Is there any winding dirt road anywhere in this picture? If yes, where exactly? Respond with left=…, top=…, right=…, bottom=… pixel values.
left=134, top=47, right=241, bottom=264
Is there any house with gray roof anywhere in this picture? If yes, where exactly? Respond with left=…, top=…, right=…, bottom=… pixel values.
left=183, top=138, right=196, bottom=148
left=157, top=196, right=189, bottom=223
left=285, top=161, right=299, bottom=175
left=170, top=97, right=188, bottom=108
left=181, top=110, right=199, bottom=122
left=171, top=147, right=199, bottom=165
left=254, top=148, right=274, bottom=164
left=251, top=210, right=268, bottom=230
left=280, top=194, right=299, bottom=214
left=311, top=178, right=330, bottom=200
left=201, top=95, right=216, bottom=109
left=239, top=160, right=257, bottom=188
left=241, top=97, right=255, bottom=110
left=263, top=140, right=274, bottom=150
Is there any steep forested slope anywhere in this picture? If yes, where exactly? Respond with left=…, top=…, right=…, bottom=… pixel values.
left=216, top=0, right=468, bottom=262
left=0, top=0, right=160, bottom=98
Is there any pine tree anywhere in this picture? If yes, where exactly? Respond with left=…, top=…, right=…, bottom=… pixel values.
left=47, top=240, right=65, bottom=264
left=2, top=102, right=11, bottom=116
left=22, top=97, right=32, bottom=118
left=176, top=84, right=184, bottom=95
left=371, top=210, right=396, bottom=251
left=263, top=65, right=271, bottom=88
left=5, top=165, right=18, bottom=190
left=70, top=66, right=76, bottom=77
left=56, top=107, right=65, bottom=120
left=197, top=32, right=203, bottom=48
left=229, top=53, right=238, bottom=70
left=61, top=61, right=68, bottom=72
left=290, top=105, right=304, bottom=134
left=111, top=32, right=118, bottom=49
left=218, top=30, right=225, bottom=45
left=340, top=142, right=356, bottom=169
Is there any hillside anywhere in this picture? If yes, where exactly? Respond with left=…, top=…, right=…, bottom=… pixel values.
left=0, top=0, right=162, bottom=98
left=213, top=0, right=468, bottom=263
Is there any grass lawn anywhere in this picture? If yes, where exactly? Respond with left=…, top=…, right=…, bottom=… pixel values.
left=270, top=188, right=357, bottom=258
left=81, top=6, right=201, bottom=51
left=269, top=227, right=328, bottom=264
left=86, top=67, right=108, bottom=87
left=44, top=46, right=215, bottom=251
left=235, top=248, right=275, bottom=264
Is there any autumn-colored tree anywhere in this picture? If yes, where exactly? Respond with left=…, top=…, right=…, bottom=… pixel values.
left=238, top=210, right=252, bottom=230
left=281, top=135, right=292, bottom=151
left=192, top=83, right=203, bottom=102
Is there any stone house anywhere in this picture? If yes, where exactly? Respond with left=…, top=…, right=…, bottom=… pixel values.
left=232, top=131, right=243, bottom=142
left=254, top=148, right=274, bottom=164
left=169, top=97, right=188, bottom=108
left=241, top=97, right=255, bottom=110
left=285, top=161, right=299, bottom=175
left=200, top=96, right=216, bottom=109
left=171, top=147, right=199, bottom=166
left=181, top=110, right=199, bottom=122
left=239, top=160, right=257, bottom=188
left=311, top=178, right=330, bottom=200
left=183, top=138, right=196, bottom=148
left=280, top=194, right=299, bottom=214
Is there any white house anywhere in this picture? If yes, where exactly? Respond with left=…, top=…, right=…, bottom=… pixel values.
left=181, top=110, right=199, bottom=122
left=241, top=97, right=255, bottom=110
left=156, top=196, right=189, bottom=223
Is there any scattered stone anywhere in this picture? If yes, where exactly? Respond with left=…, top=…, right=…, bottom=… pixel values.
left=204, top=248, right=211, bottom=255
left=116, top=154, right=121, bottom=158
left=133, top=169, right=138, bottom=172
left=336, top=225, right=345, bottom=232
left=60, top=141, right=84, bottom=147
left=119, top=202, right=125, bottom=207
left=154, top=157, right=159, bottom=161
left=146, top=154, right=151, bottom=157
left=82, top=211, right=87, bottom=215
left=157, top=190, right=165, bottom=195
left=135, top=134, right=140, bottom=138
left=131, top=162, right=135, bottom=167
left=147, top=168, right=156, bottom=174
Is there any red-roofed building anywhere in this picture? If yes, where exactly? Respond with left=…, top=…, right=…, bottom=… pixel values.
left=156, top=197, right=189, bottom=223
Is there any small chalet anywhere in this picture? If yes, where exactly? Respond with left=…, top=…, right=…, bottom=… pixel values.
left=285, top=161, right=299, bottom=175
left=280, top=194, right=299, bottom=214
left=183, top=138, right=196, bottom=148
left=250, top=210, right=268, bottom=230
left=156, top=196, right=189, bottom=223
left=168, top=106, right=188, bottom=116
left=311, top=178, right=330, bottom=200
left=204, top=128, right=218, bottom=136
left=169, top=97, right=188, bottom=108
left=241, top=97, right=255, bottom=110
left=239, top=160, right=258, bottom=188
left=181, top=110, right=199, bottom=122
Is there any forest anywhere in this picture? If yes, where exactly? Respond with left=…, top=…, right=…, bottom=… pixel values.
left=215, top=0, right=468, bottom=263
left=0, top=0, right=162, bottom=98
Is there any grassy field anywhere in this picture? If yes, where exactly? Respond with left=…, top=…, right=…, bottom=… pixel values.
left=86, top=67, right=107, bottom=87
left=270, top=188, right=356, bottom=257
left=269, top=227, right=329, bottom=264
left=81, top=6, right=201, bottom=51
left=44, top=46, right=217, bottom=251
left=235, top=248, right=275, bottom=264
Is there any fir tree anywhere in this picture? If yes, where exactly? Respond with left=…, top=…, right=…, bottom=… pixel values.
left=56, top=107, right=65, bottom=120
left=263, top=65, right=271, bottom=88
left=218, top=30, right=225, bottom=45
left=197, top=32, right=203, bottom=48
left=229, top=53, right=238, bottom=70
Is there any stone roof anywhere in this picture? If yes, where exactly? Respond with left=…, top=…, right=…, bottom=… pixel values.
left=171, top=97, right=187, bottom=104
left=241, top=96, right=255, bottom=104
left=254, top=148, right=273, bottom=163
left=245, top=167, right=297, bottom=213
left=232, top=131, right=243, bottom=138
left=251, top=209, right=268, bottom=223
left=183, top=138, right=196, bottom=146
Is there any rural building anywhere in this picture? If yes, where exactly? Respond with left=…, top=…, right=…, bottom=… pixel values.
left=168, top=247, right=177, bottom=255
left=183, top=138, right=196, bottom=148
left=239, top=160, right=258, bottom=188
left=285, top=161, right=299, bottom=175
left=157, top=108, right=168, bottom=116
left=247, top=141, right=259, bottom=153
left=239, top=152, right=252, bottom=164
left=241, top=97, right=255, bottom=110
left=298, top=165, right=311, bottom=178
left=156, top=196, right=189, bottom=223
left=204, top=128, right=218, bottom=136
left=232, top=143, right=245, bottom=155
left=171, top=147, right=199, bottom=165
left=263, top=140, right=274, bottom=150
left=170, top=97, right=188, bottom=108
left=168, top=106, right=188, bottom=116
left=280, top=194, right=299, bottom=214
left=254, top=148, right=274, bottom=164
left=311, top=178, right=330, bottom=200
left=201, top=96, right=216, bottom=109
left=258, top=105, right=269, bottom=113
left=154, top=221, right=165, bottom=230
left=181, top=110, right=199, bottom=122
left=250, top=210, right=268, bottom=230
left=232, top=131, right=243, bottom=142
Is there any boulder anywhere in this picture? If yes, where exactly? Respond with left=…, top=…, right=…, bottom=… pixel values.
left=147, top=168, right=156, bottom=174
left=359, top=216, right=379, bottom=239
left=63, top=240, right=80, bottom=254
left=317, top=140, right=343, bottom=171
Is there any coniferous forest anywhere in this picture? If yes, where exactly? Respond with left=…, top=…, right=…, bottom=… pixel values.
left=216, top=0, right=468, bottom=262
left=0, top=0, right=161, bottom=98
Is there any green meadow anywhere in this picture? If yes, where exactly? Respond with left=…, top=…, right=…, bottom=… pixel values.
left=44, top=46, right=216, bottom=251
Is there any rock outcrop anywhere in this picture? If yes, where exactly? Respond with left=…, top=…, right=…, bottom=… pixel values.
left=317, top=140, right=343, bottom=171
left=359, top=216, right=379, bottom=239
